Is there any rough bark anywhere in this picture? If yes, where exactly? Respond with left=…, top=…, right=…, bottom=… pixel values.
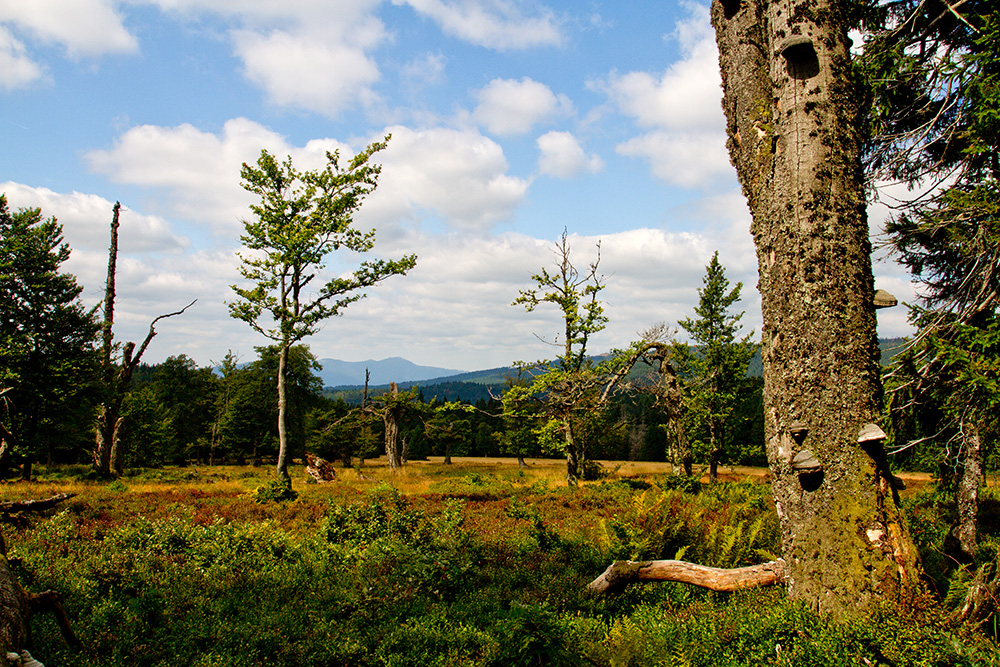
left=93, top=203, right=194, bottom=476
left=304, top=453, right=336, bottom=482
left=384, top=383, right=403, bottom=471
left=588, top=559, right=787, bottom=595
left=953, top=422, right=982, bottom=559
left=711, top=0, right=922, bottom=614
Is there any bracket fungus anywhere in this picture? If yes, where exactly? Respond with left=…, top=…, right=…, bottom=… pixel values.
left=874, top=289, right=898, bottom=309
left=788, top=420, right=809, bottom=444
left=792, top=449, right=823, bottom=492
left=857, top=423, right=887, bottom=444
left=791, top=449, right=822, bottom=472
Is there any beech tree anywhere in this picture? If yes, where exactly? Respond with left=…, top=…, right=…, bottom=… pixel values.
left=710, top=0, right=922, bottom=613
left=509, top=229, right=608, bottom=486
left=230, top=138, right=416, bottom=486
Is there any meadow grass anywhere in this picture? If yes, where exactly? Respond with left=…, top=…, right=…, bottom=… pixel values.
left=2, top=459, right=997, bottom=666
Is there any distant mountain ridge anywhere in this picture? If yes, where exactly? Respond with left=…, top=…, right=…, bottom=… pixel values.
left=321, top=337, right=911, bottom=403
left=317, top=357, right=464, bottom=388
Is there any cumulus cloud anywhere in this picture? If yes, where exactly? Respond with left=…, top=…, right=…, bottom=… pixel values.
left=393, top=0, right=564, bottom=50
left=616, top=130, right=730, bottom=189
left=597, top=2, right=730, bottom=188
left=473, top=77, right=572, bottom=136
left=0, top=0, right=137, bottom=57
left=85, top=118, right=528, bottom=236
left=536, top=131, right=603, bottom=179
left=84, top=118, right=357, bottom=233
left=143, top=0, right=388, bottom=117
left=363, top=125, right=530, bottom=232
left=0, top=0, right=136, bottom=88
left=232, top=29, right=381, bottom=116
left=0, top=25, right=43, bottom=89
left=0, top=181, right=188, bottom=256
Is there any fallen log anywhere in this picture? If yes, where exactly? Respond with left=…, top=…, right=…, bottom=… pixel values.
left=587, top=558, right=787, bottom=595
left=0, top=494, right=76, bottom=515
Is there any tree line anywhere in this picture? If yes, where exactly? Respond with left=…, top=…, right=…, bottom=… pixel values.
left=0, top=194, right=763, bottom=478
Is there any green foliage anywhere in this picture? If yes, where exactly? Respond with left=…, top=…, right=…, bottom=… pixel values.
left=229, top=139, right=417, bottom=346
left=0, top=194, right=99, bottom=468
left=676, top=252, right=760, bottom=473
left=8, top=471, right=1000, bottom=666
left=597, top=483, right=779, bottom=567
left=249, top=478, right=299, bottom=503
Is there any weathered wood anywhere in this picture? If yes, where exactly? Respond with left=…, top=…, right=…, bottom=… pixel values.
left=588, top=558, right=786, bottom=595
left=304, top=453, right=336, bottom=483
left=0, top=494, right=76, bottom=514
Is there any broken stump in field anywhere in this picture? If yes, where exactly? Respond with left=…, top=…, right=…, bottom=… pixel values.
left=305, top=453, right=337, bottom=483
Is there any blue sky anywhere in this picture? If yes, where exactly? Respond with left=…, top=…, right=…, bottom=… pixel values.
left=1, top=0, right=915, bottom=372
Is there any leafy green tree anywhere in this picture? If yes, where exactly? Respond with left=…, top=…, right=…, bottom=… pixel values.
left=119, top=385, right=173, bottom=468
left=149, top=355, right=218, bottom=464
left=509, top=229, right=609, bottom=486
left=229, top=139, right=417, bottom=486
left=424, top=402, right=472, bottom=464
left=0, top=195, right=99, bottom=474
left=676, top=252, right=759, bottom=481
left=498, top=371, right=544, bottom=468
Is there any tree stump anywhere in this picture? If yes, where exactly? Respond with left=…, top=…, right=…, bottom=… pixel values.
left=304, top=453, right=337, bottom=482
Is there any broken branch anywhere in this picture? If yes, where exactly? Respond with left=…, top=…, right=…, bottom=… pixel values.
left=587, top=558, right=787, bottom=595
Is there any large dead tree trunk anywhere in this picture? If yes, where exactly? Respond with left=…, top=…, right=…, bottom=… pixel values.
left=92, top=203, right=194, bottom=477
left=710, top=0, right=922, bottom=614
left=383, top=383, right=403, bottom=471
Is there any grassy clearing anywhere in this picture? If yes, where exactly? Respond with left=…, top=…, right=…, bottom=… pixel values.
left=2, top=459, right=998, bottom=666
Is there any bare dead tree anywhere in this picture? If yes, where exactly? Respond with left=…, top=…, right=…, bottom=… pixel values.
left=92, top=202, right=195, bottom=476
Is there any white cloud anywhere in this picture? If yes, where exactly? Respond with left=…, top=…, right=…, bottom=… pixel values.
left=84, top=118, right=353, bottom=233
left=363, top=125, right=530, bottom=232
left=232, top=29, right=381, bottom=116
left=596, top=2, right=730, bottom=188
left=473, top=77, right=572, bottom=136
left=394, top=0, right=564, bottom=50
left=144, top=0, right=388, bottom=117
left=600, top=3, right=720, bottom=132
left=0, top=25, right=43, bottom=89
left=536, top=131, right=602, bottom=179
left=0, top=0, right=137, bottom=57
left=616, top=130, right=730, bottom=189
left=85, top=118, right=528, bottom=237
left=0, top=181, right=188, bottom=255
